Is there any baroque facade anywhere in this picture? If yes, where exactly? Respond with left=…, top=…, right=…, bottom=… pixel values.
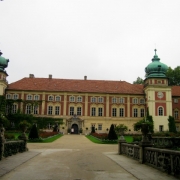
left=0, top=50, right=180, bottom=133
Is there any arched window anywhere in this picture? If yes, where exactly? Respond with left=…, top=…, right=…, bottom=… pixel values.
left=48, top=95, right=54, bottom=101
left=158, top=107, right=163, bottom=116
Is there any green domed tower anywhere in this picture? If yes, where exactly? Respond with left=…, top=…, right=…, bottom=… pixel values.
left=144, top=49, right=172, bottom=132
left=0, top=51, right=9, bottom=95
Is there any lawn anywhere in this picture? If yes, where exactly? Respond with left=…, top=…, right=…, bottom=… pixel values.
left=86, top=135, right=133, bottom=144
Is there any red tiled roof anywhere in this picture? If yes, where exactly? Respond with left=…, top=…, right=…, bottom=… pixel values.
left=7, top=78, right=144, bottom=94
left=172, top=86, right=180, bottom=96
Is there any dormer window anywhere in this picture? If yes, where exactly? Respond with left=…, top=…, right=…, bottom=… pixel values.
left=13, top=94, right=19, bottom=100
left=112, top=97, right=117, bottom=103
left=77, top=96, right=82, bottom=102
left=133, top=98, right=138, bottom=104
left=6, top=94, right=11, bottom=99
left=69, top=96, right=75, bottom=102
left=55, top=96, right=61, bottom=102
left=98, top=97, right=103, bottom=103
left=91, top=97, right=96, bottom=103
left=34, top=95, right=39, bottom=101
left=140, top=98, right=145, bottom=104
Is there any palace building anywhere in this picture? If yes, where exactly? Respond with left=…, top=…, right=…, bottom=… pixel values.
left=0, top=50, right=180, bottom=133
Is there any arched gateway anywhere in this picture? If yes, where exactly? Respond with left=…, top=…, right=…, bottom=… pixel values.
left=66, top=115, right=84, bottom=134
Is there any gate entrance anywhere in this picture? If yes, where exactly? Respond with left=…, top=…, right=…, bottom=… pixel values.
left=71, top=124, right=79, bottom=134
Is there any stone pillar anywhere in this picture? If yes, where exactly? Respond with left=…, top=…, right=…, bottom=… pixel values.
left=118, top=140, right=126, bottom=155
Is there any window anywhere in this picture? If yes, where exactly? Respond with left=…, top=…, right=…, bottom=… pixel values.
left=69, top=96, right=75, bottom=102
left=98, top=107, right=103, bottom=116
left=55, top=96, right=61, bottom=102
left=119, top=108, right=124, bottom=117
left=140, top=109, right=145, bottom=117
left=13, top=94, right=19, bottom=100
left=140, top=99, right=145, bottom=104
left=159, top=125, right=164, bottom=132
left=91, top=107, right=96, bottom=116
left=174, top=99, right=178, bottom=103
left=98, top=97, right=103, bottom=103
left=112, top=108, right=116, bottom=117
left=112, top=98, right=117, bottom=103
left=34, top=95, right=39, bottom=101
left=98, top=124, right=102, bottom=130
left=174, top=110, right=179, bottom=119
left=134, top=108, right=138, bottom=117
left=133, top=98, right=138, bottom=104
left=27, top=95, right=32, bottom=100
left=34, top=106, right=38, bottom=114
left=55, top=106, right=60, bottom=115
left=6, top=94, right=11, bottom=99
left=70, top=106, right=74, bottom=115
left=158, top=107, right=163, bottom=116
left=6, top=105, right=11, bottom=114
left=12, top=104, right=17, bottom=114
left=77, top=96, right=82, bottom=102
left=119, top=98, right=124, bottom=104
left=48, top=106, right=53, bottom=115
left=77, top=107, right=81, bottom=116
left=91, top=97, right=96, bottom=103
left=48, top=95, right=54, bottom=101
left=26, top=105, right=32, bottom=114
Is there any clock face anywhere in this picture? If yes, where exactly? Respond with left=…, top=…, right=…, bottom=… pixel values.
left=157, top=92, right=164, bottom=98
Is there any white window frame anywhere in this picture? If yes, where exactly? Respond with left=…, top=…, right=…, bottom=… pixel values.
left=158, top=107, right=163, bottom=116
left=98, top=124, right=102, bottom=130
left=33, top=105, right=38, bottom=114
left=133, top=98, right=138, bottom=104
left=119, top=98, right=124, bottom=104
left=77, top=107, right=82, bottom=116
left=140, top=108, right=145, bottom=117
left=6, top=94, right=11, bottom=99
left=134, top=108, right=138, bottom=117
left=98, top=97, right=103, bottom=103
left=70, top=106, right=74, bottom=115
left=98, top=107, right=103, bottom=116
left=27, top=94, right=32, bottom=100
left=159, top=125, right=164, bottom=132
left=91, top=107, right=96, bottom=116
left=26, top=104, right=32, bottom=114
left=112, top=108, right=117, bottom=117
left=55, top=106, right=60, bottom=115
left=174, top=110, right=178, bottom=119
left=174, top=99, right=178, bottom=103
left=12, top=104, right=17, bottom=114
left=140, top=99, right=145, bottom=104
left=77, top=96, right=82, bottom=102
left=119, top=108, right=124, bottom=117
left=48, top=95, right=54, bottom=101
left=91, top=97, right=97, bottom=103
left=112, top=97, right=117, bottom=103
left=55, top=96, right=61, bottom=102
left=13, top=94, right=19, bottom=100
left=48, top=106, right=53, bottom=115
left=34, top=95, right=39, bottom=101
left=69, top=96, right=75, bottom=102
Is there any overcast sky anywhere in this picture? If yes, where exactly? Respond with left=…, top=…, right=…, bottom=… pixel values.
left=0, top=0, right=180, bottom=84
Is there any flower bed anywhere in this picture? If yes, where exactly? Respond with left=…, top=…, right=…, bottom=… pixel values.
left=91, top=133, right=108, bottom=140
left=39, top=131, right=59, bottom=139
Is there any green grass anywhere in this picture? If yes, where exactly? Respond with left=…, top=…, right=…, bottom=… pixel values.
left=86, top=135, right=133, bottom=144
left=40, top=134, right=63, bottom=143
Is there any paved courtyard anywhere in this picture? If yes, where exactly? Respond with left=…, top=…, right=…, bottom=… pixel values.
left=0, top=135, right=179, bottom=180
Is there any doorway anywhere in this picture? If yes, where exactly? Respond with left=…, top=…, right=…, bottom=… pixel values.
left=71, top=124, right=79, bottom=134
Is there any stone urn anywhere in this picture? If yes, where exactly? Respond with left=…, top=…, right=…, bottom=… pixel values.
left=119, top=127, right=126, bottom=141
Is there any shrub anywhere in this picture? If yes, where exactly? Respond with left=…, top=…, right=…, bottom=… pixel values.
left=39, top=131, right=58, bottom=138
left=4, top=133, right=15, bottom=140
left=108, top=124, right=118, bottom=140
left=28, top=124, right=39, bottom=139
left=133, top=136, right=142, bottom=142
left=91, top=133, right=108, bottom=140
left=168, top=116, right=177, bottom=133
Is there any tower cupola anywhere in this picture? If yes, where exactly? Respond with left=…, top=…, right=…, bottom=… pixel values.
left=0, top=51, right=9, bottom=74
left=145, top=49, right=168, bottom=78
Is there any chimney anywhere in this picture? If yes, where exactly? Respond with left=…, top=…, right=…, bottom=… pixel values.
left=49, top=74, right=52, bottom=79
left=84, top=76, right=87, bottom=80
left=29, top=74, right=34, bottom=78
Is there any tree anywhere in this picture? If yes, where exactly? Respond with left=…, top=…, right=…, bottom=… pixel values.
left=166, top=66, right=180, bottom=85
left=168, top=116, right=177, bottom=133
left=114, top=124, right=128, bottom=134
left=28, top=124, right=39, bottom=139
left=133, top=77, right=144, bottom=84
left=108, top=124, right=118, bottom=140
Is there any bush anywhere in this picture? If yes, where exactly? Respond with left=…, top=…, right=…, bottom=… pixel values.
left=108, top=124, right=118, bottom=140
left=4, top=133, right=15, bottom=140
left=91, top=133, right=108, bottom=139
left=28, top=124, right=39, bottom=139
left=133, top=136, right=142, bottom=142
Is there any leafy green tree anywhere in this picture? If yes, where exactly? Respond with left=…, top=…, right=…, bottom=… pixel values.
left=168, top=116, right=177, bottom=133
left=108, top=124, right=118, bottom=140
left=133, top=77, right=144, bottom=84
left=166, top=66, right=180, bottom=85
left=115, top=124, right=128, bottom=134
